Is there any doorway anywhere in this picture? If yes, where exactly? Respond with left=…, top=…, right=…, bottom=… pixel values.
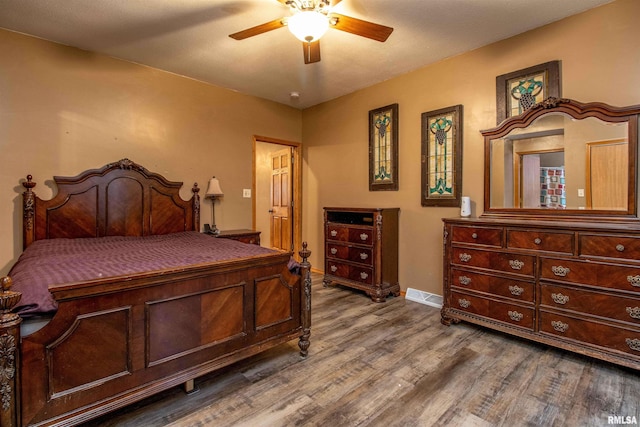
left=253, top=136, right=302, bottom=258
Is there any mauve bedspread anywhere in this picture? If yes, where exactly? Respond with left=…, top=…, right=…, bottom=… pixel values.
left=10, top=231, right=278, bottom=317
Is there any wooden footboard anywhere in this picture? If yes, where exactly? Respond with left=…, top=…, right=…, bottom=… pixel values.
left=0, top=245, right=311, bottom=427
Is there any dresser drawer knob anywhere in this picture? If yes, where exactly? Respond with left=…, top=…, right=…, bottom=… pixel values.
left=330, top=230, right=338, bottom=237
left=508, top=310, right=524, bottom=322
left=360, top=233, right=369, bottom=241
left=509, top=259, right=524, bottom=270
left=330, top=265, right=338, bottom=273
left=626, top=307, right=640, bottom=320
left=459, top=276, right=471, bottom=285
left=360, top=253, right=368, bottom=260
left=534, top=238, right=542, bottom=245
left=360, top=272, right=368, bottom=280
left=471, top=233, right=478, bottom=239
left=458, top=298, right=471, bottom=308
left=330, top=248, right=338, bottom=255
left=616, top=244, right=625, bottom=252
left=459, top=253, right=472, bottom=262
left=552, top=266, right=570, bottom=277
left=509, top=285, right=524, bottom=296
left=551, top=293, right=570, bottom=305
left=626, top=338, right=640, bottom=352
left=551, top=320, right=569, bottom=333
left=628, top=275, right=640, bottom=287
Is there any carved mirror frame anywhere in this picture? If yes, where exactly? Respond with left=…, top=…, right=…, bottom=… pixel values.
left=481, top=97, right=640, bottom=221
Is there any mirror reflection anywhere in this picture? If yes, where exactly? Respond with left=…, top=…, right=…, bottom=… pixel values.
left=490, top=113, right=628, bottom=210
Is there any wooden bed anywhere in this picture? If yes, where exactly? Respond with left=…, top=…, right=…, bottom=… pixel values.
left=0, top=159, right=311, bottom=427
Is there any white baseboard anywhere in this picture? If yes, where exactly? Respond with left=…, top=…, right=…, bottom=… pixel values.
left=405, top=288, right=443, bottom=309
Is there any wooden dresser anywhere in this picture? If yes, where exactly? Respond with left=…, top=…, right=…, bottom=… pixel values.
left=215, top=229, right=261, bottom=245
left=323, top=207, right=400, bottom=302
left=442, top=217, right=640, bottom=369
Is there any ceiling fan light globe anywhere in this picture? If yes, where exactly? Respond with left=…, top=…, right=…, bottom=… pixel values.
left=288, top=11, right=329, bottom=43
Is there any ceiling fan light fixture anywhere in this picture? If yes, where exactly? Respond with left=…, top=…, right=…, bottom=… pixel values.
left=287, top=11, right=329, bottom=43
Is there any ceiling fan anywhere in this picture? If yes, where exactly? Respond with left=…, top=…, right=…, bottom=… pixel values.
left=229, top=0, right=394, bottom=64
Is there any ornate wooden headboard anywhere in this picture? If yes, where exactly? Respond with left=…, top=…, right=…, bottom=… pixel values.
left=22, top=158, right=200, bottom=249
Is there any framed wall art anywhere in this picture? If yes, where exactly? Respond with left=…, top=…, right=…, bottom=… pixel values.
left=496, top=60, right=561, bottom=125
left=369, top=103, right=399, bottom=191
left=421, top=104, right=463, bottom=207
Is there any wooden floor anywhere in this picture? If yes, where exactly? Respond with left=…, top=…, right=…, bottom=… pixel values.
left=88, top=273, right=640, bottom=427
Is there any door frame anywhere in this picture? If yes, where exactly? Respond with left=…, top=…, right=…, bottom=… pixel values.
left=252, top=135, right=302, bottom=259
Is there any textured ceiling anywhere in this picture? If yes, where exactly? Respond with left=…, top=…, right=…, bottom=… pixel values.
left=0, top=0, right=613, bottom=109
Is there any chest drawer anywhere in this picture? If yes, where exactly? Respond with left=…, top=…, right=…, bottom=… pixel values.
left=539, top=310, right=640, bottom=357
left=540, top=258, right=640, bottom=294
left=451, top=291, right=534, bottom=330
left=540, top=284, right=640, bottom=325
left=507, top=229, right=574, bottom=254
left=452, top=247, right=535, bottom=277
left=325, top=260, right=373, bottom=285
left=580, top=234, right=640, bottom=261
left=451, top=268, right=534, bottom=303
left=326, top=243, right=373, bottom=266
left=326, top=225, right=374, bottom=246
left=451, top=226, right=502, bottom=247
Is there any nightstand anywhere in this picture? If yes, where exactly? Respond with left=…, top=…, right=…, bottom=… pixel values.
left=215, top=229, right=261, bottom=245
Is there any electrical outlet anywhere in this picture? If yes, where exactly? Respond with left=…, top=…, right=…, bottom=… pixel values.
left=243, top=189, right=251, bottom=198
left=578, top=188, right=585, bottom=197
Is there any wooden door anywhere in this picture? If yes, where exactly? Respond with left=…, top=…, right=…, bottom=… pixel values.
left=521, top=154, right=541, bottom=208
left=270, top=148, right=293, bottom=251
left=586, top=140, right=628, bottom=209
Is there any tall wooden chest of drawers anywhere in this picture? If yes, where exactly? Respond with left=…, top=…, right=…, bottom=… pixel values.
left=442, top=217, right=640, bottom=370
left=323, top=207, right=400, bottom=302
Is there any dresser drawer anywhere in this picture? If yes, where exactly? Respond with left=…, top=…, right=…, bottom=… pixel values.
left=451, top=226, right=503, bottom=247
left=326, top=243, right=373, bottom=266
left=540, top=284, right=640, bottom=325
left=451, top=268, right=534, bottom=302
left=540, top=258, right=640, bottom=294
left=507, top=229, right=574, bottom=254
left=326, top=225, right=374, bottom=246
left=451, top=247, right=535, bottom=277
left=326, top=260, right=373, bottom=285
left=539, top=310, right=640, bottom=357
left=580, top=234, right=640, bottom=261
left=451, top=291, right=534, bottom=330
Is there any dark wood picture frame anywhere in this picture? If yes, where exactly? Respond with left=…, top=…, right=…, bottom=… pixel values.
left=369, top=103, right=399, bottom=191
left=496, top=60, right=561, bottom=125
left=421, top=104, right=463, bottom=207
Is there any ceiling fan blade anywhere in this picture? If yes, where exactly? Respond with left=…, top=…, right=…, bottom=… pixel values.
left=330, top=13, right=393, bottom=42
left=331, top=0, right=343, bottom=5
left=229, top=18, right=286, bottom=40
left=303, top=41, right=321, bottom=64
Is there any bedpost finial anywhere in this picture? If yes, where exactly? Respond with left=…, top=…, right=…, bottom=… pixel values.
left=299, top=241, right=311, bottom=263
left=23, top=174, right=36, bottom=191
left=192, top=182, right=200, bottom=194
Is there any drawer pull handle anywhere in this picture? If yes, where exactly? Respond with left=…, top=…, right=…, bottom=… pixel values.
left=360, top=233, right=369, bottom=241
left=471, top=233, right=478, bottom=239
left=626, top=307, right=640, bottom=320
left=551, top=293, right=570, bottom=305
left=509, top=285, right=524, bottom=296
left=330, top=248, right=338, bottom=255
left=626, top=338, right=640, bottom=352
left=330, top=230, right=338, bottom=237
left=360, top=272, right=368, bottom=280
left=459, top=253, right=472, bottom=262
left=551, top=320, right=569, bottom=333
left=534, top=238, right=542, bottom=245
left=459, top=276, right=471, bottom=285
left=360, top=253, right=368, bottom=260
left=616, top=244, right=625, bottom=252
left=552, top=266, right=570, bottom=277
left=458, top=298, right=471, bottom=308
left=330, top=265, right=338, bottom=273
left=509, top=259, right=524, bottom=270
left=628, top=275, right=640, bottom=287
left=508, top=310, right=523, bottom=322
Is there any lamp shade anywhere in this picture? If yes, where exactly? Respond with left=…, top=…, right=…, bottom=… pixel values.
left=205, top=177, right=224, bottom=197
left=288, top=11, right=329, bottom=43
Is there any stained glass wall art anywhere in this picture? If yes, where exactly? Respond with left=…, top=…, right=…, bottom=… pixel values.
left=369, top=103, right=399, bottom=191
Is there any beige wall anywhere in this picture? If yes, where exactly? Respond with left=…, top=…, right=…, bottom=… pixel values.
left=0, top=29, right=302, bottom=275
left=301, top=0, right=640, bottom=295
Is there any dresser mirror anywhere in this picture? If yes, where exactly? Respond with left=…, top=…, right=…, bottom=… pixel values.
left=481, top=98, right=640, bottom=219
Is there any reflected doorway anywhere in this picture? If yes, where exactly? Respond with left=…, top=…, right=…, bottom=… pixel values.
left=515, top=149, right=564, bottom=208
